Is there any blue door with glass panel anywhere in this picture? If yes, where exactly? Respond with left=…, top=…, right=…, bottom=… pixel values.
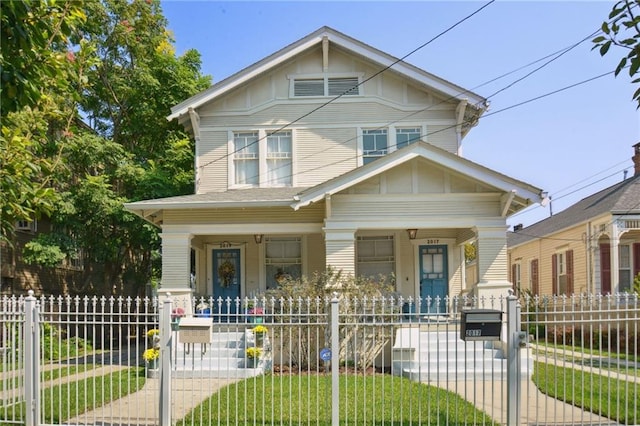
left=419, top=245, right=448, bottom=314
left=213, top=249, right=241, bottom=320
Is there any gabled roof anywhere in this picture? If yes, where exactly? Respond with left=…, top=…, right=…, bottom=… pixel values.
left=291, top=141, right=544, bottom=211
left=508, top=174, right=640, bottom=247
left=167, top=26, right=487, bottom=122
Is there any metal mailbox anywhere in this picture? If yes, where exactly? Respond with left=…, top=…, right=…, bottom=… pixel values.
left=177, top=317, right=212, bottom=344
left=460, top=309, right=502, bottom=341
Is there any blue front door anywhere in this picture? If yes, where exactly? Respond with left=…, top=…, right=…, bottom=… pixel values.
left=419, top=245, right=448, bottom=314
left=213, top=249, right=241, bottom=318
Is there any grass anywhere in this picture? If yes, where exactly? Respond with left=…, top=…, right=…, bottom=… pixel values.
left=0, top=367, right=146, bottom=424
left=534, top=340, right=640, bottom=363
left=533, top=361, right=639, bottom=425
left=176, top=374, right=498, bottom=425
left=0, top=364, right=98, bottom=391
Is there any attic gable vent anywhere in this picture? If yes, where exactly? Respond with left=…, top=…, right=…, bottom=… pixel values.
left=328, top=77, right=359, bottom=96
left=291, top=75, right=361, bottom=97
left=294, top=79, right=324, bottom=97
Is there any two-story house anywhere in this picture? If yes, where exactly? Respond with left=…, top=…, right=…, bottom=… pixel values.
left=125, top=27, right=545, bottom=314
left=508, top=143, right=640, bottom=296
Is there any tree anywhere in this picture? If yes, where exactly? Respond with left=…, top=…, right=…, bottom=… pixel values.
left=0, top=0, right=88, bottom=243
left=7, top=0, right=210, bottom=295
left=593, top=0, right=640, bottom=108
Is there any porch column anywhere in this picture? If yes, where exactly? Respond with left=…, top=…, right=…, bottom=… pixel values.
left=159, top=232, right=193, bottom=316
left=610, top=221, right=620, bottom=293
left=474, top=226, right=511, bottom=301
left=323, top=228, right=356, bottom=276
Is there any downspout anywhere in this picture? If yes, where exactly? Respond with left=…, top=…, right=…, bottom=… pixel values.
left=455, top=100, right=468, bottom=156
left=188, top=108, right=201, bottom=193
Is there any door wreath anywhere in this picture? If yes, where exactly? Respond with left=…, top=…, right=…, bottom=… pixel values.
left=218, top=260, right=235, bottom=287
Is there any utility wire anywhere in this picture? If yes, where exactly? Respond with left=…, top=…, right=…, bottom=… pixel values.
left=196, top=0, right=495, bottom=172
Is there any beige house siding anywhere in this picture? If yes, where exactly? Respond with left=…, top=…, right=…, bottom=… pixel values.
left=163, top=205, right=325, bottom=225
left=509, top=224, right=589, bottom=295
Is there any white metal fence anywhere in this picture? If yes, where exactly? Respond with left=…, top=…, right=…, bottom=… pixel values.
left=1, top=292, right=638, bottom=425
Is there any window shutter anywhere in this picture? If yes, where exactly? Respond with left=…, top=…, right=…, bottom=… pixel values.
left=294, top=79, right=323, bottom=96
left=328, top=77, right=359, bottom=96
left=552, top=254, right=558, bottom=295
left=600, top=244, right=611, bottom=294
left=633, top=243, right=640, bottom=278
left=531, top=259, right=539, bottom=295
left=511, top=264, right=517, bottom=292
left=566, top=250, right=574, bottom=295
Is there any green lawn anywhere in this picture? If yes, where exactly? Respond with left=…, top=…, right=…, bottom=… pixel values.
left=533, top=361, right=639, bottom=425
left=177, top=374, right=498, bottom=425
left=0, top=367, right=145, bottom=424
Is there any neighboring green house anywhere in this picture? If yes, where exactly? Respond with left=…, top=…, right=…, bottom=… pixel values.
left=507, top=143, right=640, bottom=296
left=125, top=27, right=544, bottom=314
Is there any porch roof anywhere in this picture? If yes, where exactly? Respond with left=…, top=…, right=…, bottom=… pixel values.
left=291, top=141, right=545, bottom=213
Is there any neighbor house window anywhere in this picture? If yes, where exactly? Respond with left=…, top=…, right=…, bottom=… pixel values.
left=362, top=129, right=388, bottom=164
left=16, top=219, right=37, bottom=232
left=266, top=131, right=292, bottom=186
left=511, top=262, right=521, bottom=293
left=529, top=259, right=539, bottom=295
left=265, top=237, right=301, bottom=289
left=552, top=250, right=573, bottom=295
left=619, top=244, right=631, bottom=293
left=357, top=236, right=395, bottom=279
left=396, top=127, right=421, bottom=149
left=233, top=132, right=259, bottom=185
left=292, top=75, right=360, bottom=97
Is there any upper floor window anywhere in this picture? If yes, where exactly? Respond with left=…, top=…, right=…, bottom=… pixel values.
left=291, top=75, right=360, bottom=97
left=233, top=132, right=259, bottom=185
left=266, top=131, right=292, bottom=186
left=232, top=130, right=293, bottom=187
left=396, top=127, right=422, bottom=149
left=363, top=129, right=388, bottom=165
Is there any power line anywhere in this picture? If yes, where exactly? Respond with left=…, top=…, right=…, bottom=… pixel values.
left=196, top=1, right=495, bottom=172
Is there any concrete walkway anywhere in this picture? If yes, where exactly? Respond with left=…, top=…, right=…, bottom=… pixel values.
left=65, top=377, right=238, bottom=426
left=440, top=380, right=618, bottom=425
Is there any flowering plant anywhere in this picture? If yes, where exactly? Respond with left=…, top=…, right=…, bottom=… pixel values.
left=248, top=307, right=264, bottom=315
left=171, top=307, right=185, bottom=320
left=146, top=329, right=159, bottom=339
left=246, top=347, right=263, bottom=359
left=253, top=325, right=268, bottom=334
left=143, top=347, right=160, bottom=363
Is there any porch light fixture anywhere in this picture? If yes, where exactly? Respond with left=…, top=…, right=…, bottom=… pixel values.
left=254, top=234, right=264, bottom=244
left=407, top=229, right=418, bottom=240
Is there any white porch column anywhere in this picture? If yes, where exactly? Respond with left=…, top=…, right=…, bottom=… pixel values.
left=158, top=232, right=193, bottom=316
left=610, top=221, right=620, bottom=294
left=474, top=226, right=511, bottom=301
left=323, top=228, right=356, bottom=276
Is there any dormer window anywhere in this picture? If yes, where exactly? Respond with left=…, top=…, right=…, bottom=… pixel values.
left=290, top=74, right=361, bottom=98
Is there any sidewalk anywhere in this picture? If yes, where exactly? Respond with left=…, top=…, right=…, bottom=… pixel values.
left=64, top=377, right=238, bottom=426
left=440, top=380, right=617, bottom=425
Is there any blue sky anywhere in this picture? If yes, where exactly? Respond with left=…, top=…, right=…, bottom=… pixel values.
left=161, top=1, right=639, bottom=228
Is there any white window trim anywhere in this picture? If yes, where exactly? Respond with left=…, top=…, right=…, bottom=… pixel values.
left=228, top=129, right=296, bottom=189
left=357, top=124, right=426, bottom=166
left=288, top=72, right=364, bottom=98
left=16, top=219, right=37, bottom=232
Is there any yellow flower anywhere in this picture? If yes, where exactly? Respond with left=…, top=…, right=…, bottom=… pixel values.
left=143, top=348, right=160, bottom=363
left=253, top=325, right=268, bottom=334
left=246, top=347, right=263, bottom=359
left=146, top=329, right=159, bottom=338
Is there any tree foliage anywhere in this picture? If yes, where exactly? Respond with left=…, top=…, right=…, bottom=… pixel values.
left=593, top=0, right=640, bottom=108
left=3, top=0, right=211, bottom=295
